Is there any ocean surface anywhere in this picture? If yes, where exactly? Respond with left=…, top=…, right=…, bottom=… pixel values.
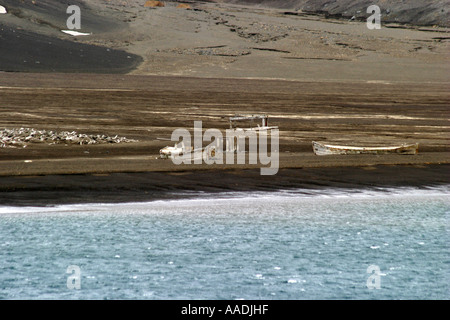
left=0, top=186, right=448, bottom=300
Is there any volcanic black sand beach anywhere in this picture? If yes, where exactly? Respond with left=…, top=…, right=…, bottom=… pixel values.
left=1, top=165, right=449, bottom=206
left=0, top=0, right=449, bottom=205
left=1, top=73, right=448, bottom=205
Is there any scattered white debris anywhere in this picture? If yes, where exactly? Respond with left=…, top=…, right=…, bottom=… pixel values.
left=0, top=6, right=7, bottom=14
left=0, top=127, right=137, bottom=148
left=61, top=30, right=91, bottom=36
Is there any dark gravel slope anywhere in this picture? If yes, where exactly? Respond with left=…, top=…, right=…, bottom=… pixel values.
left=215, top=0, right=450, bottom=27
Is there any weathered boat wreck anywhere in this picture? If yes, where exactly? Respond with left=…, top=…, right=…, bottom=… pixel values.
left=159, top=114, right=278, bottom=160
left=312, top=141, right=419, bottom=156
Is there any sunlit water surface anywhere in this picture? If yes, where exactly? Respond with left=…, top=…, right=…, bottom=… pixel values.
left=0, top=186, right=448, bottom=299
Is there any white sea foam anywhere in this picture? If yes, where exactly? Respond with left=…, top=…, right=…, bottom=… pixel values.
left=0, top=185, right=448, bottom=215
left=141, top=185, right=450, bottom=209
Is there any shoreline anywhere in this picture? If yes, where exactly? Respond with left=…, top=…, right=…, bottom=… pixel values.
left=1, top=151, right=449, bottom=176
left=1, top=163, right=448, bottom=207
left=1, top=0, right=448, bottom=207
left=0, top=72, right=448, bottom=207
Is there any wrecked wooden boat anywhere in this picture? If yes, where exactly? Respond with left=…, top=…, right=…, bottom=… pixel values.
left=160, top=114, right=278, bottom=159
left=159, top=142, right=192, bottom=159
left=312, top=141, right=419, bottom=156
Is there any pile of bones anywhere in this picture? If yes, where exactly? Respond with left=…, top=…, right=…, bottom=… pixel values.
left=0, top=127, right=137, bottom=148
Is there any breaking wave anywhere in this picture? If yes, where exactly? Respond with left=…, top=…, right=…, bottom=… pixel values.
left=0, top=185, right=448, bottom=214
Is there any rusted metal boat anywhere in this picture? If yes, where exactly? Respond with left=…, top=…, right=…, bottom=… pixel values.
left=312, top=141, right=419, bottom=156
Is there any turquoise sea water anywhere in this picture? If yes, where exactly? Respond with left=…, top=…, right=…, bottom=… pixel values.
left=0, top=186, right=448, bottom=300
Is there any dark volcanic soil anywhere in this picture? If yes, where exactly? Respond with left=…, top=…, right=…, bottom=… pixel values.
left=0, top=73, right=448, bottom=156
left=0, top=73, right=448, bottom=195
left=0, top=24, right=142, bottom=73
left=0, top=0, right=142, bottom=73
left=1, top=165, right=449, bottom=206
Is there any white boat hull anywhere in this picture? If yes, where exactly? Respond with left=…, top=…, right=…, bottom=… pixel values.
left=312, top=141, right=418, bottom=156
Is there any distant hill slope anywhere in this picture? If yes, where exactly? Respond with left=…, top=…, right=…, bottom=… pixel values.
left=213, top=0, right=450, bottom=27
left=0, top=0, right=142, bottom=73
